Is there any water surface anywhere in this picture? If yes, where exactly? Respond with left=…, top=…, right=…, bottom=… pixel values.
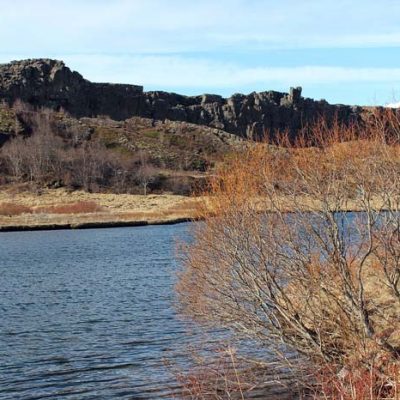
left=0, top=224, right=193, bottom=399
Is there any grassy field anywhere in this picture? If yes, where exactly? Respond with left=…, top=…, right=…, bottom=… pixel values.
left=0, top=187, right=201, bottom=230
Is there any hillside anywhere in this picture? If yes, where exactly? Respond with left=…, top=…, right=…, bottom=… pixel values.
left=0, top=58, right=390, bottom=197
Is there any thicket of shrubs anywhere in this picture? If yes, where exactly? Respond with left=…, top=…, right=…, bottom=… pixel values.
left=0, top=104, right=197, bottom=194
left=177, top=112, right=400, bottom=399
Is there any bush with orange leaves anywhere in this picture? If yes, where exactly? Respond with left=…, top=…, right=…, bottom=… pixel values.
left=176, top=119, right=400, bottom=399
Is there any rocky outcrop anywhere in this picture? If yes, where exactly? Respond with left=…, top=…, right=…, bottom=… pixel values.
left=0, top=59, right=362, bottom=139
left=0, top=59, right=143, bottom=120
left=141, top=87, right=361, bottom=139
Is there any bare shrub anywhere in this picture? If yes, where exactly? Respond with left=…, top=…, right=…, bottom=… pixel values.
left=176, top=120, right=400, bottom=398
left=1, top=108, right=65, bottom=184
left=309, top=360, right=400, bottom=400
left=3, top=136, right=27, bottom=180
left=26, top=128, right=64, bottom=183
left=135, top=151, right=157, bottom=195
left=170, top=341, right=299, bottom=400
left=173, top=345, right=253, bottom=400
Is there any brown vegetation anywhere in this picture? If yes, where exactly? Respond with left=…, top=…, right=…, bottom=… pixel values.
left=173, top=345, right=255, bottom=399
left=176, top=118, right=400, bottom=399
left=1, top=123, right=146, bottom=194
left=0, top=202, right=32, bottom=216
left=34, top=201, right=103, bottom=214
left=0, top=102, right=240, bottom=195
left=0, top=188, right=200, bottom=229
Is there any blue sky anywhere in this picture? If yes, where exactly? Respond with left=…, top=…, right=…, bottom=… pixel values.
left=1, top=0, right=400, bottom=105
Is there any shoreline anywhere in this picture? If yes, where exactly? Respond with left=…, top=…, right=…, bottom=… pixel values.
left=0, top=187, right=390, bottom=233
left=0, top=208, right=382, bottom=233
left=0, top=188, right=201, bottom=232
left=0, top=217, right=193, bottom=232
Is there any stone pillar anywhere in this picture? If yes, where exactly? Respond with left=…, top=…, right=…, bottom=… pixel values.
left=289, top=86, right=302, bottom=104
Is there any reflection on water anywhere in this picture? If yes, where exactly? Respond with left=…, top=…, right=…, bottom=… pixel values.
left=0, top=224, right=195, bottom=399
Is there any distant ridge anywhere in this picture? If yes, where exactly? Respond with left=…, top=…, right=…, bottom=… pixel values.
left=0, top=58, right=363, bottom=139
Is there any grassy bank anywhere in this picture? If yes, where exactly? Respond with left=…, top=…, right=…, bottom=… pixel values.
left=0, top=187, right=201, bottom=231
left=0, top=185, right=394, bottom=232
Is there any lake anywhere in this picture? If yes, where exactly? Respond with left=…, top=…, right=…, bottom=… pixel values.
left=0, top=224, right=198, bottom=399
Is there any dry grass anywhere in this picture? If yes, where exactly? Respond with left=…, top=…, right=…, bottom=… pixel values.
left=0, top=202, right=32, bottom=216
left=34, top=201, right=103, bottom=214
left=0, top=187, right=197, bottom=209
left=0, top=187, right=201, bottom=228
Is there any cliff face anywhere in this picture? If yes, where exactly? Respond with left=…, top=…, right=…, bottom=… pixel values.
left=0, top=59, right=143, bottom=120
left=142, top=89, right=362, bottom=139
left=0, top=59, right=362, bottom=139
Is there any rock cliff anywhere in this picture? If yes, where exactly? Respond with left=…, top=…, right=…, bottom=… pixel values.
left=0, top=59, right=143, bottom=121
left=0, top=59, right=362, bottom=139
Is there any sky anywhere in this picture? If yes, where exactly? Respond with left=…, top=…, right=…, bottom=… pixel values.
left=1, top=0, right=400, bottom=105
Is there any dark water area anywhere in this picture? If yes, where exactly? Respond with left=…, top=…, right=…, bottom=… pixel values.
left=0, top=224, right=199, bottom=400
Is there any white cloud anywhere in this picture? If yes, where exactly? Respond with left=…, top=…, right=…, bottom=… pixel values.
left=386, top=102, right=400, bottom=108
left=1, top=0, right=400, bottom=53
left=56, top=55, right=400, bottom=89
left=1, top=1, right=400, bottom=104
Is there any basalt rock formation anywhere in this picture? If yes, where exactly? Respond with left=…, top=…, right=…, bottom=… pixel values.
left=0, top=59, right=143, bottom=121
left=0, top=59, right=363, bottom=139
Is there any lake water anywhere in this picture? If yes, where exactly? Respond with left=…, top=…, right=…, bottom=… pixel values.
left=0, top=224, right=198, bottom=399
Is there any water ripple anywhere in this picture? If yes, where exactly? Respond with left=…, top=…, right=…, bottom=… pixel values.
left=0, top=224, right=195, bottom=399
